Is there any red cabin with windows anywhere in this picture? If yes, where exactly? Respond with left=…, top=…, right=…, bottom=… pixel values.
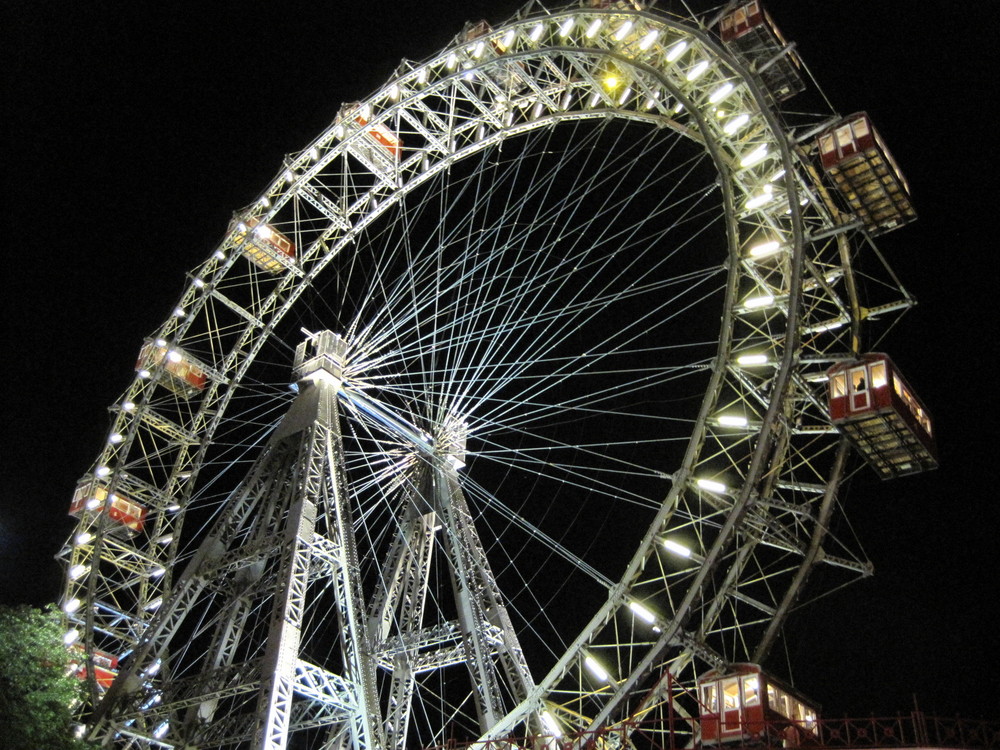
left=136, top=340, right=208, bottom=398
left=69, top=479, right=148, bottom=535
left=336, top=102, right=402, bottom=172
left=719, top=2, right=804, bottom=102
left=827, top=353, right=937, bottom=479
left=818, top=113, right=916, bottom=235
left=232, top=216, right=296, bottom=274
left=71, top=647, right=119, bottom=690
left=698, top=664, right=819, bottom=745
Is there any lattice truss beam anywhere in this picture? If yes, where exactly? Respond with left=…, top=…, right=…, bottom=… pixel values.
left=60, top=2, right=911, bottom=746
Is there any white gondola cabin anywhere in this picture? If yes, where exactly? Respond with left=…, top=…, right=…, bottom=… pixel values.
left=136, top=340, right=208, bottom=399
left=827, top=353, right=937, bottom=479
left=69, top=479, right=148, bottom=535
left=818, top=113, right=916, bottom=235
left=698, top=664, right=819, bottom=745
left=232, top=216, right=296, bottom=274
left=719, top=2, right=805, bottom=102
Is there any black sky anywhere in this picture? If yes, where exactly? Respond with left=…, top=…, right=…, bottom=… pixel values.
left=4, top=0, right=997, bottom=723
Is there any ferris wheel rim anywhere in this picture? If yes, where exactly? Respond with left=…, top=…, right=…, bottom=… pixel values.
left=62, top=4, right=870, bottom=744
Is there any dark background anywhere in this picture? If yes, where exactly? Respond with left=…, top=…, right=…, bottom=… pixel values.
left=4, top=0, right=996, bottom=721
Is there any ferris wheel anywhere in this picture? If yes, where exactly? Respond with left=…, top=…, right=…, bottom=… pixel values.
left=60, top=1, right=920, bottom=747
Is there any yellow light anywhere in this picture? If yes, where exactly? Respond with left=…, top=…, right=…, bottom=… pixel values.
left=666, top=40, right=687, bottom=62
left=744, top=294, right=775, bottom=309
left=709, top=82, right=734, bottom=103
left=663, top=538, right=693, bottom=557
left=686, top=60, right=709, bottom=81
left=740, top=144, right=769, bottom=167
left=749, top=240, right=781, bottom=257
left=584, top=654, right=610, bottom=681
left=604, top=75, right=619, bottom=89
left=724, top=113, right=750, bottom=134
left=629, top=601, right=656, bottom=623
left=696, top=478, right=727, bottom=493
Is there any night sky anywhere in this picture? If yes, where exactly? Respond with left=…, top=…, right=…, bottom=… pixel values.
left=5, top=0, right=997, bottom=724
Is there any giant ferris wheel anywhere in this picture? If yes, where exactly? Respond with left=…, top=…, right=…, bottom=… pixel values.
left=60, top=1, right=926, bottom=748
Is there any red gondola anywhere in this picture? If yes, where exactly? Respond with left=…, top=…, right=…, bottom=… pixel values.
left=719, top=2, right=805, bottom=102
left=698, top=664, right=819, bottom=745
left=136, top=340, right=208, bottom=398
left=827, top=353, right=937, bottom=479
left=69, top=480, right=147, bottom=535
left=71, top=647, right=119, bottom=690
left=232, top=216, right=296, bottom=274
left=818, top=113, right=916, bottom=235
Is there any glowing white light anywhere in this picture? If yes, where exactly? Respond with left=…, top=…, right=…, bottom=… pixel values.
left=155, top=337, right=167, bottom=347
left=541, top=711, right=562, bottom=737
left=76, top=532, right=93, bottom=545
left=167, top=350, right=183, bottom=364
left=464, top=70, right=475, bottom=81
left=145, top=660, right=162, bottom=677
left=145, top=597, right=163, bottom=611
left=629, top=601, right=656, bottom=624
left=744, top=294, right=775, bottom=309
left=359, top=103, right=371, bottom=119
left=473, top=40, right=486, bottom=57
left=85, top=497, right=100, bottom=510
left=213, top=249, right=226, bottom=260
left=745, top=188, right=773, bottom=209
left=502, top=29, right=516, bottom=48
left=584, top=654, right=610, bottom=681
left=151, top=566, right=166, bottom=578
left=446, top=52, right=457, bottom=69
left=644, top=96, right=657, bottom=110
left=529, top=24, right=544, bottom=42
left=696, top=478, right=727, bottom=493
left=138, top=369, right=151, bottom=379
left=585, top=19, right=602, bottom=38
left=166, top=503, right=181, bottom=512
left=156, top=534, right=174, bottom=545
left=96, top=466, right=111, bottom=478
left=619, top=86, right=632, bottom=105
left=193, top=277, right=205, bottom=289
left=724, top=113, right=750, bottom=134
left=740, top=144, right=769, bottom=167
left=63, top=598, right=82, bottom=614
left=258, top=197, right=270, bottom=209
left=334, top=124, right=345, bottom=138
left=284, top=169, right=295, bottom=182
left=417, top=67, right=428, bottom=84
left=559, top=17, right=575, bottom=37
left=737, top=353, right=768, bottom=366
left=717, top=415, right=748, bottom=427
left=64, top=629, right=80, bottom=645
left=254, top=224, right=273, bottom=239
left=122, top=401, right=136, bottom=412
left=173, top=307, right=185, bottom=318
left=109, top=432, right=124, bottom=444
left=664, top=538, right=693, bottom=557
left=613, top=21, right=633, bottom=41
left=310, top=146, right=320, bottom=160
left=709, top=82, right=734, bottom=103
left=770, top=168, right=786, bottom=182
left=69, top=564, right=89, bottom=580
left=749, top=240, right=781, bottom=257
left=153, top=722, right=169, bottom=739
left=686, top=60, right=709, bottom=80
left=639, top=29, right=659, bottom=50
left=666, top=40, right=688, bottom=62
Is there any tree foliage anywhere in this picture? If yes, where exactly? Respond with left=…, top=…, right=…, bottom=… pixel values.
left=0, top=604, right=95, bottom=750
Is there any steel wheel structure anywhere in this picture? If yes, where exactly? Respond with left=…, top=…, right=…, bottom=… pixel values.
left=61, top=2, right=914, bottom=748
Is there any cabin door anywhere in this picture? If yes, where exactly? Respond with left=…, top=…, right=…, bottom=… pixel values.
left=849, top=366, right=870, bottom=412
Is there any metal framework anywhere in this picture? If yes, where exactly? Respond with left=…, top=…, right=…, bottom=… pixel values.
left=60, top=1, right=915, bottom=748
